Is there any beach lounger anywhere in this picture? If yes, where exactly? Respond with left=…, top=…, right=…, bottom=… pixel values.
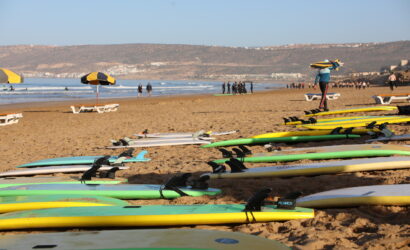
left=70, top=104, right=119, bottom=114
left=304, top=93, right=340, bottom=101
left=372, top=93, right=410, bottom=104
left=0, top=113, right=23, bottom=126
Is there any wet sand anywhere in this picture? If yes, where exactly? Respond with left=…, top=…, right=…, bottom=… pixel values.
left=0, top=86, right=409, bottom=249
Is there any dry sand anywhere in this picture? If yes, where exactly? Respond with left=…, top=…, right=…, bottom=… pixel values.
left=0, top=86, right=409, bottom=249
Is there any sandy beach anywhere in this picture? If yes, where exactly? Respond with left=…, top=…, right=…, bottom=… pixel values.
left=0, top=86, right=409, bottom=249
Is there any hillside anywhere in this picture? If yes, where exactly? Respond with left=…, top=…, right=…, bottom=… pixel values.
left=0, top=41, right=409, bottom=80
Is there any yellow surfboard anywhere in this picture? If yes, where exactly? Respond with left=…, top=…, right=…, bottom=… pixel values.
left=304, top=106, right=397, bottom=117
left=301, top=117, right=410, bottom=130
left=0, top=204, right=314, bottom=231
left=252, top=128, right=379, bottom=138
left=284, top=116, right=369, bottom=125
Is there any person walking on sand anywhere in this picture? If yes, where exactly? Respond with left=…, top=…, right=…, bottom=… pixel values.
left=250, top=81, right=253, bottom=93
left=387, top=72, right=397, bottom=91
left=146, top=82, right=153, bottom=96
left=137, top=84, right=143, bottom=97
left=314, top=59, right=340, bottom=111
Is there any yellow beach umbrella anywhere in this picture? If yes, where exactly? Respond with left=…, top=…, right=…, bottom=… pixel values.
left=80, top=72, right=116, bottom=104
left=0, top=68, right=24, bottom=83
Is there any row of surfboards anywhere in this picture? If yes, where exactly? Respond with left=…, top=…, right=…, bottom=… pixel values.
left=0, top=105, right=409, bottom=249
left=198, top=105, right=410, bottom=208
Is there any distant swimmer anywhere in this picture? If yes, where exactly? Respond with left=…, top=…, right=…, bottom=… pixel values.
left=65, top=87, right=69, bottom=91
left=314, top=60, right=340, bottom=111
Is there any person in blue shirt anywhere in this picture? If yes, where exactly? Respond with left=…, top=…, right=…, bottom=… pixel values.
left=314, top=60, right=340, bottom=111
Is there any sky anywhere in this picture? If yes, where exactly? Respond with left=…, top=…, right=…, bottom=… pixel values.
left=0, top=0, right=409, bottom=47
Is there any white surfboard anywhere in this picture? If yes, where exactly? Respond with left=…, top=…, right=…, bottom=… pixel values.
left=107, top=138, right=210, bottom=149
left=121, top=136, right=214, bottom=143
left=204, top=157, right=410, bottom=179
left=135, top=130, right=238, bottom=138
left=296, top=184, right=410, bottom=208
left=0, top=229, right=288, bottom=250
left=0, top=165, right=128, bottom=177
left=366, top=134, right=410, bottom=142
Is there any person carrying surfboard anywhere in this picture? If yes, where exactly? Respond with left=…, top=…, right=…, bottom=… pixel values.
left=314, top=60, right=340, bottom=111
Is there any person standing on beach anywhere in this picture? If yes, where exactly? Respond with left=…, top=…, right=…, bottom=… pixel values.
left=250, top=82, right=253, bottom=93
left=138, top=84, right=143, bottom=97
left=227, top=82, right=231, bottom=94
left=146, top=82, right=153, bottom=96
left=314, top=59, right=340, bottom=111
left=222, top=82, right=226, bottom=94
left=387, top=72, right=397, bottom=91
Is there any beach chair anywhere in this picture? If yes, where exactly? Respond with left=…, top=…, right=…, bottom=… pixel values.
left=304, top=93, right=340, bottom=101
left=372, top=93, right=410, bottom=105
left=70, top=104, right=120, bottom=114
left=0, top=113, right=23, bottom=126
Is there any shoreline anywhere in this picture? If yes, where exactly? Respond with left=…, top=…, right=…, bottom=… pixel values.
left=0, top=87, right=283, bottom=112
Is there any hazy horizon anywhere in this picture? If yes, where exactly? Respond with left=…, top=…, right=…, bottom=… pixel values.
left=1, top=0, right=409, bottom=47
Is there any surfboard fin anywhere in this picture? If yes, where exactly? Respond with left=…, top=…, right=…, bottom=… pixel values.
left=99, top=166, right=120, bottom=179
left=276, top=191, right=300, bottom=210
left=219, top=148, right=233, bottom=158
left=159, top=173, right=192, bottom=199
left=111, top=139, right=121, bottom=146
left=344, top=127, right=354, bottom=134
left=226, top=158, right=247, bottom=173
left=118, top=148, right=134, bottom=158
left=232, top=148, right=246, bottom=158
left=366, top=121, right=377, bottom=129
left=189, top=175, right=209, bottom=190
left=80, top=155, right=111, bottom=183
left=243, top=188, right=272, bottom=212
left=238, top=145, right=252, bottom=155
left=330, top=127, right=343, bottom=134
left=207, top=161, right=226, bottom=173
left=308, top=117, right=317, bottom=124
left=119, top=139, right=129, bottom=146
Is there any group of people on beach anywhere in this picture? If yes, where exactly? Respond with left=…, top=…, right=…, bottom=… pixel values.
left=287, top=80, right=371, bottom=90
left=137, top=83, right=153, bottom=97
left=221, top=81, right=253, bottom=94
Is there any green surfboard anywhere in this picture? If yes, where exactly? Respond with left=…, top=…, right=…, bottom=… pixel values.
left=213, top=144, right=410, bottom=164
left=0, top=229, right=289, bottom=250
left=0, top=183, right=222, bottom=199
left=17, top=150, right=150, bottom=168
left=0, top=204, right=313, bottom=231
left=201, top=134, right=360, bottom=148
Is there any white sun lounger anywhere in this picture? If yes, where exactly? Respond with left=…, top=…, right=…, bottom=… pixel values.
left=0, top=113, right=23, bottom=126
left=372, top=94, right=410, bottom=104
left=304, top=93, right=340, bottom=101
left=70, top=104, right=119, bottom=114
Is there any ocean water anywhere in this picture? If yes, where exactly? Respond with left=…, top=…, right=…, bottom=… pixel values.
left=0, top=78, right=283, bottom=105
